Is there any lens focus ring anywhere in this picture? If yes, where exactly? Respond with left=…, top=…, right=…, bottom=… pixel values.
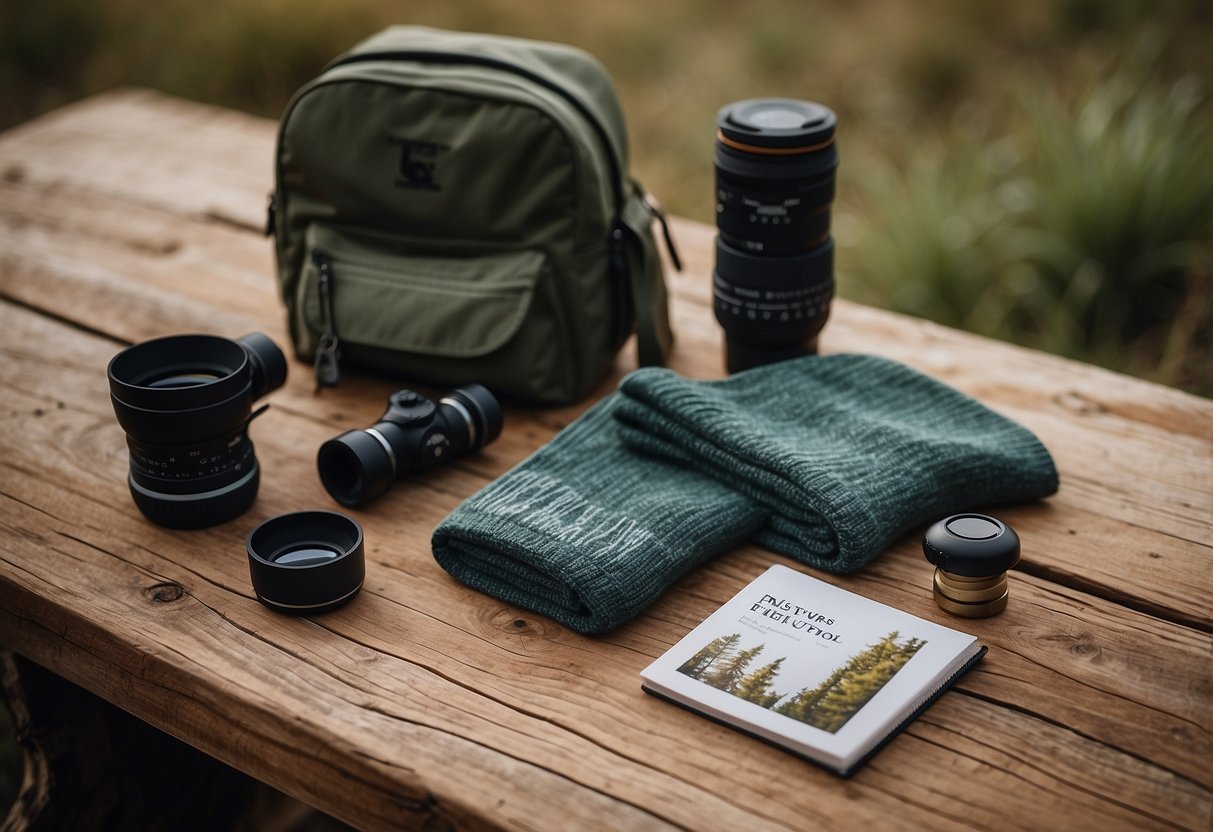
left=715, top=236, right=834, bottom=288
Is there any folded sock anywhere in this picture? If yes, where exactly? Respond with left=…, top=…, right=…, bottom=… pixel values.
left=433, top=354, right=1059, bottom=633
left=615, top=353, right=1059, bottom=572
left=432, top=397, right=768, bottom=633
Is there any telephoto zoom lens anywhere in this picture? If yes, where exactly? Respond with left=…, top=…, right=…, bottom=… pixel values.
left=317, top=384, right=504, bottom=508
left=714, top=98, right=838, bottom=373
left=107, top=333, right=287, bottom=529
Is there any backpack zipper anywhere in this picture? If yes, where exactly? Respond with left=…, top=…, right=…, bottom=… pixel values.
left=311, top=249, right=342, bottom=390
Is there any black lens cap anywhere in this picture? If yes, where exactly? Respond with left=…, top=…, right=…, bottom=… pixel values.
left=246, top=510, right=365, bottom=614
left=717, top=99, right=836, bottom=149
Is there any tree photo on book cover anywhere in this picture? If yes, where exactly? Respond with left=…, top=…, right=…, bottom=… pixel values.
left=676, top=631, right=926, bottom=733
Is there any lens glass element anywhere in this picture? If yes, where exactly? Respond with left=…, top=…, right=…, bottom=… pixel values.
left=270, top=543, right=344, bottom=567
left=145, top=371, right=223, bottom=389
left=750, top=107, right=804, bottom=129
left=246, top=511, right=365, bottom=615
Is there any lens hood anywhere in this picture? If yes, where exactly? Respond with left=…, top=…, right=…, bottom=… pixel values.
left=246, top=510, right=365, bottom=614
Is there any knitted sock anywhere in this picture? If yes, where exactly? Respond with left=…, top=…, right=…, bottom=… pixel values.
left=432, top=397, right=768, bottom=633
left=614, top=353, right=1059, bottom=573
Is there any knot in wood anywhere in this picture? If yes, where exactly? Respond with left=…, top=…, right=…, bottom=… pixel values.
left=1068, top=636, right=1101, bottom=660
left=1054, top=389, right=1108, bottom=416
left=483, top=608, right=559, bottom=646
left=143, top=581, right=185, bottom=603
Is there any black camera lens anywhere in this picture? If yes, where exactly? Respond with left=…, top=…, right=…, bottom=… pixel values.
left=317, top=383, right=503, bottom=507
left=107, top=332, right=287, bottom=529
left=246, top=510, right=365, bottom=614
left=714, top=98, right=838, bottom=373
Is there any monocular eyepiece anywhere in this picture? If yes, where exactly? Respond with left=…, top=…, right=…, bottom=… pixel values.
left=317, top=429, right=396, bottom=507
left=237, top=332, right=288, bottom=400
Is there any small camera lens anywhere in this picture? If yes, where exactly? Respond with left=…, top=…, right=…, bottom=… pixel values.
left=107, top=332, right=286, bottom=529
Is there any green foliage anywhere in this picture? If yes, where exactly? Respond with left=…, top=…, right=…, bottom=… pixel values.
left=842, top=70, right=1213, bottom=394
left=783, top=633, right=925, bottom=733
left=677, top=633, right=741, bottom=679
left=1, top=0, right=1208, bottom=394
left=733, top=658, right=785, bottom=707
left=1012, top=74, right=1212, bottom=384
left=677, top=631, right=926, bottom=733
left=703, top=644, right=765, bottom=693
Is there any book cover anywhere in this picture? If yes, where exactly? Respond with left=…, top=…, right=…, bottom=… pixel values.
left=641, top=564, right=985, bottom=775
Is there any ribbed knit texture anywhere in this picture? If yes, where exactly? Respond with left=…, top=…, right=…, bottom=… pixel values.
left=432, top=397, right=767, bottom=633
left=616, top=353, right=1059, bottom=572
left=433, top=354, right=1058, bottom=633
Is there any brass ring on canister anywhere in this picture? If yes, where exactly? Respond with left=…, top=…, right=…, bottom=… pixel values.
left=932, top=570, right=1009, bottom=617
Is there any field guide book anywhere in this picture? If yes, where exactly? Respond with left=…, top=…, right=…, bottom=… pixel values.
left=641, top=565, right=986, bottom=776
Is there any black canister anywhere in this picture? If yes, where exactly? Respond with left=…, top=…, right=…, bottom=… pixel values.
left=923, top=514, right=1020, bottom=618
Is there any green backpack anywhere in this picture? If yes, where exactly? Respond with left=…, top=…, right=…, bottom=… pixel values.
left=269, top=26, right=677, bottom=404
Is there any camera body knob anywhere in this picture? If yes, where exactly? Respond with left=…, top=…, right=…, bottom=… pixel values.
left=386, top=389, right=437, bottom=426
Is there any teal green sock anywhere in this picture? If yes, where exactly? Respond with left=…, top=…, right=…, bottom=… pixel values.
left=432, top=397, right=767, bottom=633
left=615, top=353, right=1059, bottom=573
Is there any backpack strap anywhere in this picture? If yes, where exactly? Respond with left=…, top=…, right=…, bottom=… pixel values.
left=620, top=185, right=677, bottom=366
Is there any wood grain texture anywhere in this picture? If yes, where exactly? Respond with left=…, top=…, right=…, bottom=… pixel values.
left=1, top=90, right=1211, bottom=831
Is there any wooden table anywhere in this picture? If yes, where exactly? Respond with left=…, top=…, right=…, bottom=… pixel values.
left=0, top=90, right=1209, bottom=831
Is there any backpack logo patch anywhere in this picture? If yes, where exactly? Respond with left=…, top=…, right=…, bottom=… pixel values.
left=391, top=137, right=449, bottom=191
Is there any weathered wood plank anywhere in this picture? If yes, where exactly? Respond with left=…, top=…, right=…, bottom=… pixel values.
left=1, top=301, right=1209, bottom=830
left=0, top=89, right=272, bottom=231
left=1, top=90, right=1211, bottom=829
left=1, top=170, right=1209, bottom=631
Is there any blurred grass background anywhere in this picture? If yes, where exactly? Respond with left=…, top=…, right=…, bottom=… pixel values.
left=0, top=0, right=1209, bottom=816
left=1, top=0, right=1209, bottom=395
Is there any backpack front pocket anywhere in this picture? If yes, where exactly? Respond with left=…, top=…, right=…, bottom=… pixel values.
left=297, top=224, right=574, bottom=401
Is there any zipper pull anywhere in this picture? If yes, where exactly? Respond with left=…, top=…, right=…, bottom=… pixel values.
left=312, top=249, right=341, bottom=391
left=265, top=193, right=277, bottom=237
left=609, top=225, right=631, bottom=345
left=641, top=191, right=683, bottom=272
